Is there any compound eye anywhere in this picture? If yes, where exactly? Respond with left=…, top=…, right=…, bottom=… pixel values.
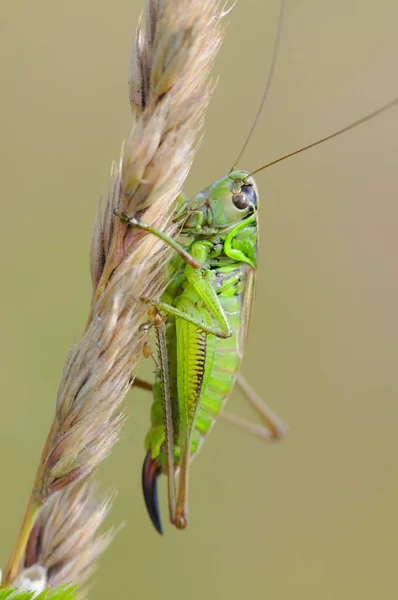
left=241, top=184, right=257, bottom=208
left=232, top=192, right=248, bottom=210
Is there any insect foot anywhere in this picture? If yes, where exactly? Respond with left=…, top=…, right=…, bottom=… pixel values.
left=174, top=509, right=188, bottom=530
left=113, top=209, right=136, bottom=226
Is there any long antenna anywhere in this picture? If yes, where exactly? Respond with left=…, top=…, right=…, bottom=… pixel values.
left=231, top=0, right=286, bottom=170
left=249, top=96, right=398, bottom=177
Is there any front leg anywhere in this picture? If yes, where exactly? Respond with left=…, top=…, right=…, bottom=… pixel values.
left=114, top=210, right=201, bottom=268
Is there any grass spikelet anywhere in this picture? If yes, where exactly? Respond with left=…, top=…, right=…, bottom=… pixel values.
left=2, top=0, right=225, bottom=593
left=24, top=480, right=115, bottom=598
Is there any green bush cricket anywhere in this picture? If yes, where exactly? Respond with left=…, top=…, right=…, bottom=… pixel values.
left=121, top=168, right=287, bottom=533
left=115, top=0, right=398, bottom=533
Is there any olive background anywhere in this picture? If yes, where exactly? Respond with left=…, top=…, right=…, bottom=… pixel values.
left=1, top=1, right=398, bottom=598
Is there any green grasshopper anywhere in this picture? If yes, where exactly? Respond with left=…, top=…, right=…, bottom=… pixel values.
left=118, top=169, right=286, bottom=533
left=115, top=0, right=398, bottom=532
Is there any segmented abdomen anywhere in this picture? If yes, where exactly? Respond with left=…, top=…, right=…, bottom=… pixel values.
left=189, top=291, right=243, bottom=457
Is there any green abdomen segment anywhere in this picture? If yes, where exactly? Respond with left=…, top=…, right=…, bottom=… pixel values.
left=190, top=293, right=241, bottom=455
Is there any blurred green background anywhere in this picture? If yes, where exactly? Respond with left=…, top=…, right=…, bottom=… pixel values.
left=1, top=1, right=398, bottom=598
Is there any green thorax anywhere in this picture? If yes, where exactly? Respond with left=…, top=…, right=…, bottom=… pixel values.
left=175, top=170, right=258, bottom=268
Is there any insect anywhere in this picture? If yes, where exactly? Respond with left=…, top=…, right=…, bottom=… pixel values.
left=116, top=1, right=398, bottom=533
left=118, top=167, right=286, bottom=533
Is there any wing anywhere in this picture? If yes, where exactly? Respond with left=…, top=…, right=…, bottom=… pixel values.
left=237, top=264, right=256, bottom=360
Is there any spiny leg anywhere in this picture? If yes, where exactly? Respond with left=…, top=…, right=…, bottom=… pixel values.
left=219, top=374, right=287, bottom=442
left=153, top=313, right=177, bottom=528
left=172, top=294, right=213, bottom=530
